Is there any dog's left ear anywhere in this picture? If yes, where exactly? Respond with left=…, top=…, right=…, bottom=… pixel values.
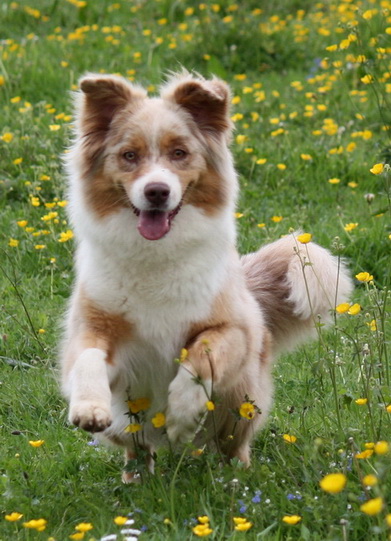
left=162, top=75, right=232, bottom=137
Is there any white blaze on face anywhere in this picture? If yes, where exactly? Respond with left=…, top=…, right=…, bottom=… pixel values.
left=127, top=166, right=183, bottom=241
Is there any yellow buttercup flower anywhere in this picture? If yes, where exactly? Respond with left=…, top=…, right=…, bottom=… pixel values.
left=370, top=163, right=384, bottom=175
left=348, top=303, right=361, bottom=315
left=1, top=132, right=14, bottom=143
left=336, top=303, right=350, bottom=314
left=114, top=516, right=128, bottom=526
left=361, top=74, right=374, bottom=84
left=23, top=518, right=47, bottom=531
left=124, top=423, right=142, bottom=433
left=69, top=533, right=84, bottom=540
left=192, top=523, right=213, bottom=536
left=282, top=515, right=302, bottom=525
left=355, top=398, right=368, bottom=405
left=319, top=472, right=347, bottom=494
left=374, top=441, right=389, bottom=455
left=283, top=434, right=297, bottom=444
left=151, top=412, right=166, bottom=428
left=239, top=402, right=255, bottom=420
left=127, top=397, right=151, bottom=413
left=75, top=523, right=93, bottom=532
left=356, top=272, right=373, bottom=282
left=233, top=517, right=253, bottom=531
left=296, top=233, right=312, bottom=244
left=28, top=440, right=45, bottom=447
left=205, top=401, right=215, bottom=411
left=360, top=497, right=383, bottom=516
left=344, top=223, right=358, bottom=232
left=197, top=516, right=210, bottom=524
left=362, top=474, right=378, bottom=487
left=5, top=512, right=23, bottom=522
left=355, top=449, right=373, bottom=459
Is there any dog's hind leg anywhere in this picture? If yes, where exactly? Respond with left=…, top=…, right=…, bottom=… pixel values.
left=122, top=445, right=155, bottom=484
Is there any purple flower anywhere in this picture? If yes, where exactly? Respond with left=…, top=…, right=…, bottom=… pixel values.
left=238, top=500, right=247, bottom=513
left=252, top=490, right=262, bottom=503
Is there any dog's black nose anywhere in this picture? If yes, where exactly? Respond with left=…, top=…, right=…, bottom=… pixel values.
left=144, top=183, right=170, bottom=206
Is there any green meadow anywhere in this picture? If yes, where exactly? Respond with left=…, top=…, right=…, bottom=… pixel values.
left=1, top=0, right=390, bottom=539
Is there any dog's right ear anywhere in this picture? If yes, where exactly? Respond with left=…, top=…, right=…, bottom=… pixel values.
left=75, top=74, right=146, bottom=136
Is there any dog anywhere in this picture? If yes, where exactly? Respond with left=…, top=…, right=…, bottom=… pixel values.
left=60, top=71, right=352, bottom=480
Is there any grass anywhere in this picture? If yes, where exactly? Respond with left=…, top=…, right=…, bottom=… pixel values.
left=0, top=0, right=390, bottom=539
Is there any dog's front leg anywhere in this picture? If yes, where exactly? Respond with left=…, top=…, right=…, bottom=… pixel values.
left=61, top=325, right=116, bottom=433
left=67, top=346, right=113, bottom=432
left=166, top=325, right=248, bottom=445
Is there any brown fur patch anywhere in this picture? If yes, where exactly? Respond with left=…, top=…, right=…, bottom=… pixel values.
left=186, top=165, right=227, bottom=215
left=171, top=79, right=232, bottom=136
left=83, top=172, right=131, bottom=218
left=79, top=294, right=133, bottom=364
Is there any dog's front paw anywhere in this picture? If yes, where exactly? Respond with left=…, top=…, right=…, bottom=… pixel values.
left=69, top=401, right=112, bottom=432
left=166, top=367, right=211, bottom=446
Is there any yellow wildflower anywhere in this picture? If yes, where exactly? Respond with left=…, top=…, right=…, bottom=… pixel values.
left=5, top=512, right=23, bottom=522
left=344, top=223, right=358, bottom=232
left=271, top=215, right=283, bottom=222
left=362, top=474, right=378, bottom=487
left=58, top=230, right=74, bottom=242
left=151, top=412, right=166, bottom=428
left=75, top=523, right=93, bottom=532
left=69, top=534, right=84, bottom=541
left=256, top=158, right=267, bottom=164
left=197, top=516, right=210, bottom=524
left=336, top=303, right=350, bottom=314
left=367, top=319, right=377, bottom=332
left=124, top=423, right=142, bottom=433
left=233, top=517, right=253, bottom=531
left=296, top=233, right=312, bottom=244
left=8, top=238, right=19, bottom=248
left=205, top=401, right=215, bottom=411
left=300, top=153, right=312, bottom=161
left=370, top=163, right=384, bottom=175
left=283, top=434, right=297, bottom=444
left=282, top=515, right=302, bottom=525
left=28, top=440, right=45, bottom=447
left=356, top=272, right=373, bottom=282
left=355, top=398, right=368, bottom=405
left=355, top=449, right=373, bottom=459
left=374, top=441, right=389, bottom=455
left=319, top=472, right=347, bottom=494
left=239, top=402, right=255, bottom=420
left=180, top=348, right=188, bottom=362
left=361, top=75, right=374, bottom=84
left=360, top=497, right=383, bottom=516
left=13, top=158, right=23, bottom=165
left=328, top=177, right=340, bottom=184
left=192, top=523, right=213, bottom=536
left=386, top=405, right=391, bottom=413
left=348, top=303, right=361, bottom=315
left=114, top=516, right=128, bottom=525
left=23, top=519, right=47, bottom=531
left=127, top=397, right=151, bottom=413
left=1, top=132, right=13, bottom=143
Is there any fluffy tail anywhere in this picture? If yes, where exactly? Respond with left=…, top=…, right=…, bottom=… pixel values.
left=241, top=235, right=353, bottom=355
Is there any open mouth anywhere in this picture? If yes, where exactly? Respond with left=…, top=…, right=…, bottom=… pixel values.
left=131, top=204, right=182, bottom=241
left=131, top=182, right=193, bottom=241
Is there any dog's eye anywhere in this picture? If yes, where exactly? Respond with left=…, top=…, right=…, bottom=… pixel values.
left=123, top=151, right=137, bottom=162
left=171, top=149, right=187, bottom=160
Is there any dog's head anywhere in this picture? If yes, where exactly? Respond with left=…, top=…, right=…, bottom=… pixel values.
left=70, top=72, right=236, bottom=241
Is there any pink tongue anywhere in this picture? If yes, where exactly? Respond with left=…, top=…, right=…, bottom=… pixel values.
left=137, top=210, right=170, bottom=240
